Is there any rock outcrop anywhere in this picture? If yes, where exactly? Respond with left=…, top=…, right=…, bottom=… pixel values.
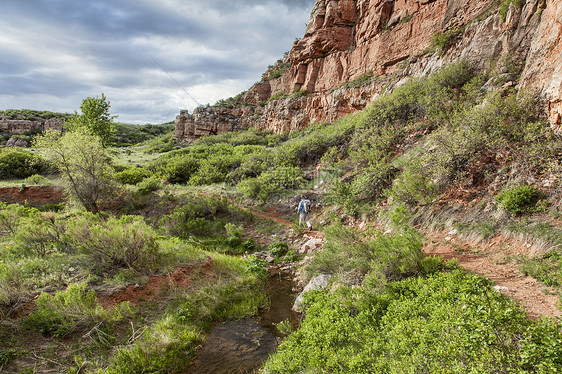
left=175, top=0, right=561, bottom=141
left=0, top=117, right=63, bottom=136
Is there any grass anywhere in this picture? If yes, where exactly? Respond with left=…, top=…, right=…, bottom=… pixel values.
left=0, top=175, right=61, bottom=188
left=0, top=203, right=269, bottom=373
left=111, top=145, right=165, bottom=168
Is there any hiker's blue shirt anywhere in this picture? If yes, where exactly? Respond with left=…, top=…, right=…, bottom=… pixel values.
left=298, top=199, right=311, bottom=214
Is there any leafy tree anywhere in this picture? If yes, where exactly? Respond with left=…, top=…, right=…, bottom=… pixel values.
left=65, top=93, right=116, bottom=147
left=33, top=130, right=118, bottom=213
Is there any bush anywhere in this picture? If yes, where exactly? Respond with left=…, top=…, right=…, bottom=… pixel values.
left=238, top=166, right=304, bottom=201
left=244, top=256, right=269, bottom=277
left=499, top=0, right=524, bottom=21
left=13, top=216, right=62, bottom=257
left=429, top=28, right=464, bottom=55
left=0, top=264, right=25, bottom=311
left=115, top=166, right=151, bottom=185
left=159, top=195, right=245, bottom=239
left=0, top=203, right=34, bottom=236
left=136, top=175, right=161, bottom=194
left=105, top=316, right=202, bottom=374
left=496, top=185, right=542, bottom=215
left=269, top=242, right=289, bottom=259
left=0, top=148, right=49, bottom=179
left=24, top=283, right=128, bottom=337
left=263, top=270, right=562, bottom=373
left=389, top=162, right=436, bottom=205
left=307, top=224, right=431, bottom=286
left=23, top=174, right=50, bottom=185
left=67, top=215, right=160, bottom=275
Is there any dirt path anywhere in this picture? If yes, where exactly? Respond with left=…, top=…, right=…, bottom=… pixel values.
left=424, top=231, right=561, bottom=319
left=193, top=191, right=324, bottom=238
left=193, top=191, right=558, bottom=318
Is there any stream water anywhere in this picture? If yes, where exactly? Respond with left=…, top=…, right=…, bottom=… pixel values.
left=187, top=270, right=300, bottom=374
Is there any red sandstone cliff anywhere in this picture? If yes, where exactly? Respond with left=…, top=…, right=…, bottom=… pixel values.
left=175, top=0, right=561, bottom=141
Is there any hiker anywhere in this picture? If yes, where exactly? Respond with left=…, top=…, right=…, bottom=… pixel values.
left=297, top=197, right=312, bottom=230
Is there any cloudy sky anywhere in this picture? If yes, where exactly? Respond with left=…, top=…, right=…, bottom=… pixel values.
left=0, top=0, right=316, bottom=124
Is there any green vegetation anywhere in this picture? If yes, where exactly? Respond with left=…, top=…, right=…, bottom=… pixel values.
left=65, top=93, right=116, bottom=147
left=0, top=148, right=50, bottom=179
left=3, top=57, right=562, bottom=374
left=113, top=122, right=175, bottom=146
left=498, top=0, right=524, bottom=21
left=306, top=223, right=436, bottom=288
left=429, top=26, right=466, bottom=55
left=34, top=130, right=118, bottom=213
left=24, top=283, right=130, bottom=337
left=0, top=191, right=271, bottom=372
left=496, top=185, right=543, bottom=215
left=334, top=71, right=376, bottom=91
left=0, top=109, right=70, bottom=121
left=265, top=61, right=291, bottom=81
left=263, top=270, right=562, bottom=373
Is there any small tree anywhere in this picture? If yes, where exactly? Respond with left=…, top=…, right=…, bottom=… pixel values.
left=33, top=130, right=118, bottom=213
left=65, top=93, right=116, bottom=147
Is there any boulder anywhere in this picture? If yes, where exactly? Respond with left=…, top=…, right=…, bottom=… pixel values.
left=292, top=274, right=331, bottom=312
left=300, top=238, right=323, bottom=254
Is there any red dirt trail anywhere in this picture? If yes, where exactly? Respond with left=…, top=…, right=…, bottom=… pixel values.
left=195, top=192, right=559, bottom=318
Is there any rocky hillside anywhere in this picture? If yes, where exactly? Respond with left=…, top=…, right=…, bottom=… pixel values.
left=0, top=110, right=66, bottom=146
left=175, top=0, right=561, bottom=141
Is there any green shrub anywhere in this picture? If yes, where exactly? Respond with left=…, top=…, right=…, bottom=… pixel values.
left=145, top=133, right=177, bottom=154
left=154, top=153, right=199, bottom=184
left=238, top=166, right=304, bottom=201
left=389, top=162, right=436, bottom=205
left=338, top=71, right=375, bottom=90
left=243, top=238, right=257, bottom=252
left=104, top=316, right=202, bottom=374
left=244, top=256, right=269, bottom=277
left=263, top=270, right=562, bottom=373
left=0, top=148, right=49, bottom=179
left=159, top=195, right=245, bottom=239
left=67, top=215, right=160, bottom=275
left=499, top=0, right=524, bottom=21
left=281, top=250, right=299, bottom=263
left=136, top=175, right=161, bottom=194
left=496, top=185, right=541, bottom=215
left=429, top=28, right=464, bottom=55
left=326, top=180, right=360, bottom=216
left=13, top=216, right=62, bottom=257
left=269, top=242, right=289, bottom=258
left=115, top=166, right=151, bottom=185
left=23, top=174, right=50, bottom=185
left=0, top=203, right=35, bottom=236
left=113, top=122, right=174, bottom=146
left=0, top=263, right=25, bottom=311
left=307, top=224, right=430, bottom=286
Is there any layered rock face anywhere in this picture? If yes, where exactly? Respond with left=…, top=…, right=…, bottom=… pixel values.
left=0, top=117, right=63, bottom=135
left=175, top=0, right=561, bottom=141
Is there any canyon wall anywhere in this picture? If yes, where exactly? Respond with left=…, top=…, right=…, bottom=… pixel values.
left=175, top=0, right=561, bottom=141
left=0, top=117, right=63, bottom=135
left=0, top=116, right=64, bottom=146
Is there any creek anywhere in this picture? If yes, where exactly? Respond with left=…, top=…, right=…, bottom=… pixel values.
left=187, top=270, right=300, bottom=374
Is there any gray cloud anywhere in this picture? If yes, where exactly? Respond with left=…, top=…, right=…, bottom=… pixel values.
left=0, top=0, right=316, bottom=124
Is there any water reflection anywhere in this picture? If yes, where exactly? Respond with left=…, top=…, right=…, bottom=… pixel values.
left=187, top=272, right=299, bottom=374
